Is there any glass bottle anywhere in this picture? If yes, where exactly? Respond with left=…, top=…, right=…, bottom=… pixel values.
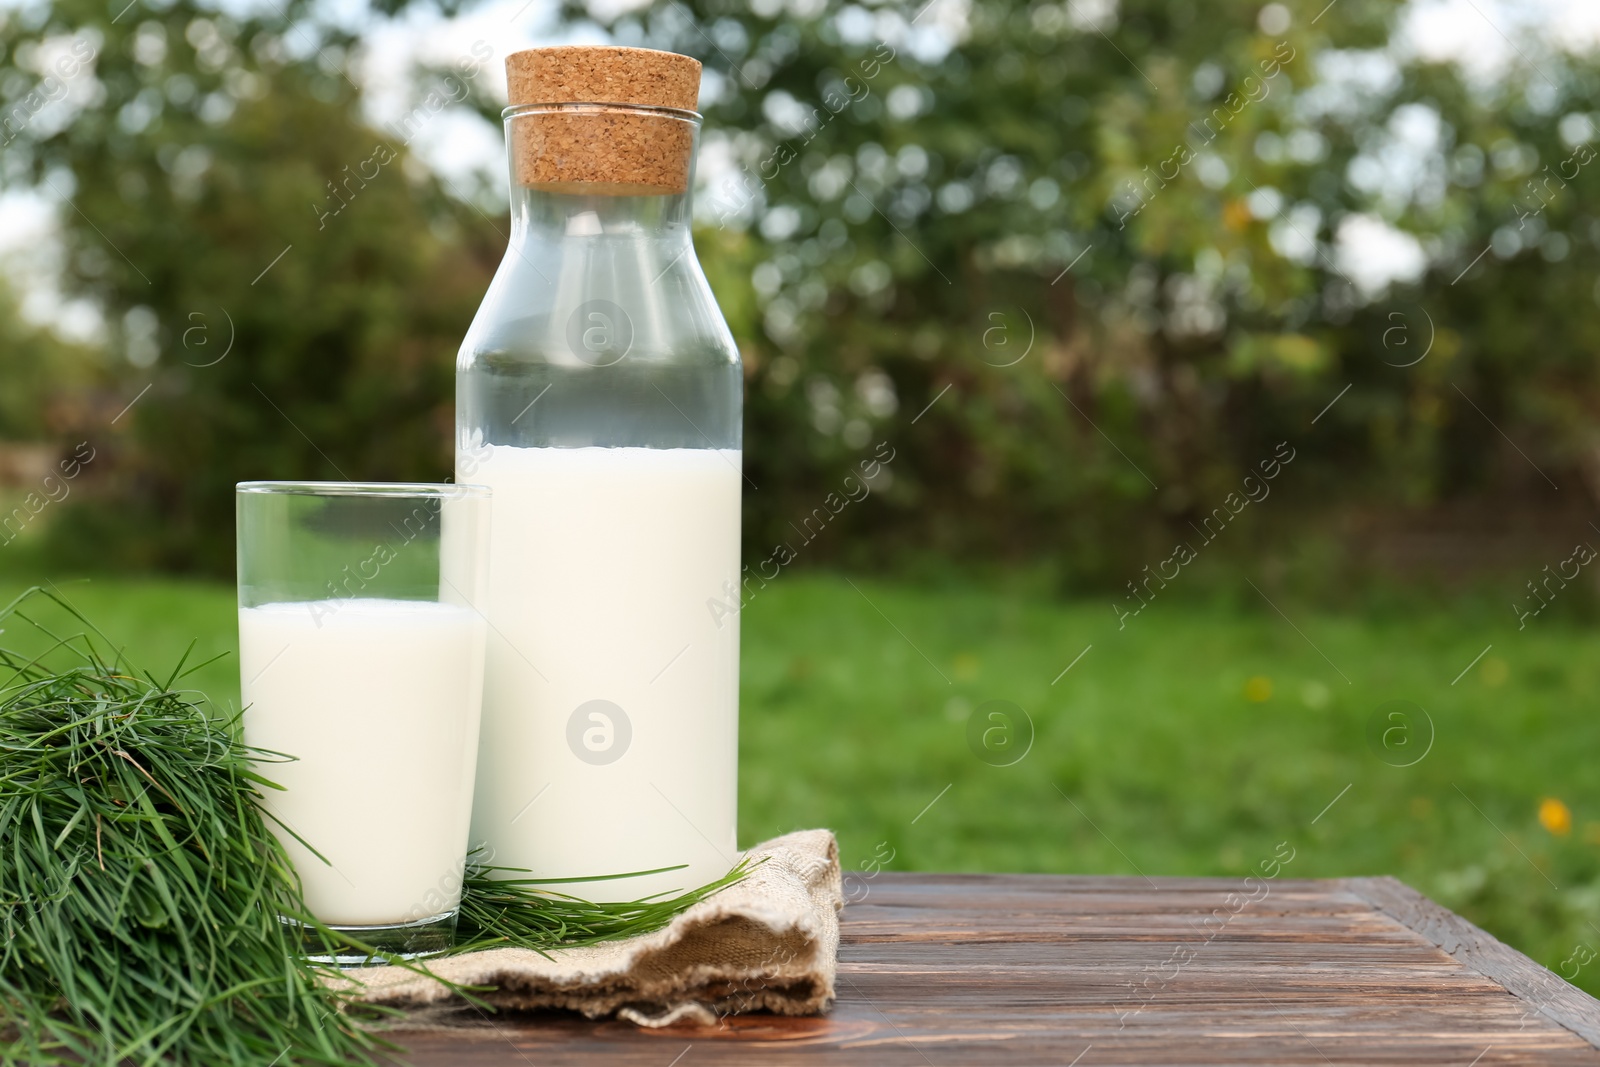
left=456, top=46, right=741, bottom=900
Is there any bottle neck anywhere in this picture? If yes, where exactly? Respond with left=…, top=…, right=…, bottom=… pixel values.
left=509, top=185, right=693, bottom=244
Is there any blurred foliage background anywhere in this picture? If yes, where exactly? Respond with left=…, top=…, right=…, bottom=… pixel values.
left=2, top=0, right=1596, bottom=589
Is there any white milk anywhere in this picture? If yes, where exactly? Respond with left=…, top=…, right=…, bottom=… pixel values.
left=238, top=599, right=487, bottom=926
left=463, top=445, right=740, bottom=900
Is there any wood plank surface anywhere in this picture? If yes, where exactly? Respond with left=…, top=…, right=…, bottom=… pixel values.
left=394, top=872, right=1600, bottom=1065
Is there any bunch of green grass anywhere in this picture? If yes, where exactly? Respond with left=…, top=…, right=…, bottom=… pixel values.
left=0, top=588, right=751, bottom=1063
left=0, top=589, right=390, bottom=1066
left=456, top=857, right=757, bottom=955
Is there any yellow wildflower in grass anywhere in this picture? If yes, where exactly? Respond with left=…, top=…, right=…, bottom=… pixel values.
left=1539, top=797, right=1573, bottom=836
left=1244, top=676, right=1273, bottom=702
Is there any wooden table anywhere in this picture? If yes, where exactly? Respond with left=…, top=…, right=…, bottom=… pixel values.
left=399, top=873, right=1600, bottom=1064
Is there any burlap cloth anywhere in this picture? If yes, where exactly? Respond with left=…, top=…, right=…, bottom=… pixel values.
left=333, top=829, right=841, bottom=1028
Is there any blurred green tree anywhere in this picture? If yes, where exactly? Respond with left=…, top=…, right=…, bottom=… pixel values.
left=2, top=0, right=498, bottom=571
left=0, top=280, right=96, bottom=442
left=555, top=0, right=1600, bottom=586
left=4, top=0, right=1599, bottom=581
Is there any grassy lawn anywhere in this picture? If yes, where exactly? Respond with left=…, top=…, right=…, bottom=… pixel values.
left=4, top=568, right=1597, bottom=996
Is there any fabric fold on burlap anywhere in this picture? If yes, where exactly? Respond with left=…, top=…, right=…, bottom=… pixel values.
left=332, top=829, right=841, bottom=1027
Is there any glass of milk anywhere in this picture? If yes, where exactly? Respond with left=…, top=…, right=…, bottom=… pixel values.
left=236, top=481, right=490, bottom=962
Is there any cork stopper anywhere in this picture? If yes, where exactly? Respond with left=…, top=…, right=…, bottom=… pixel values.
left=504, top=46, right=702, bottom=196
left=507, top=46, right=701, bottom=112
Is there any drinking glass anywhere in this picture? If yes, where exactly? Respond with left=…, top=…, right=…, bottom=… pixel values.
left=236, top=481, right=490, bottom=961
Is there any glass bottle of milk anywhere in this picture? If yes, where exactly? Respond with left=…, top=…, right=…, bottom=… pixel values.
left=456, top=46, right=740, bottom=899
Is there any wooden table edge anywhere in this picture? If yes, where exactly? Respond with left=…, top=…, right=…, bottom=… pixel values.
left=392, top=872, right=1600, bottom=1064
left=1341, top=875, right=1600, bottom=1051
